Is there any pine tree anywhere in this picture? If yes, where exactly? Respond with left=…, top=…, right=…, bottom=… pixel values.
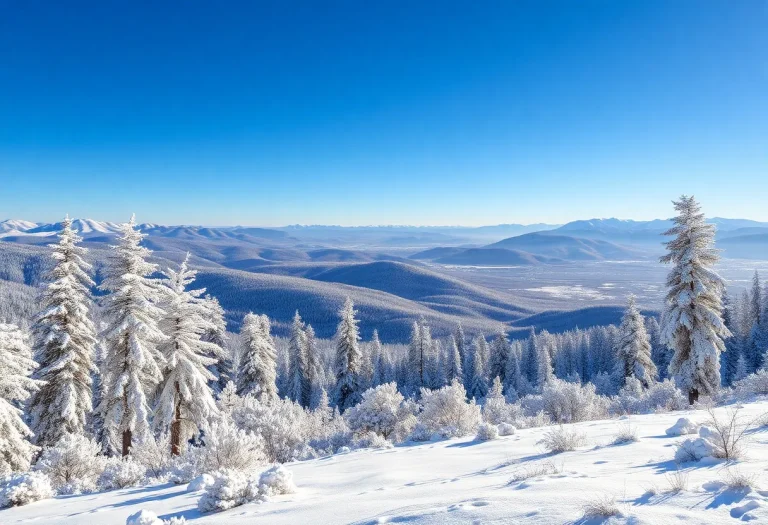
left=535, top=342, right=554, bottom=388
left=504, top=342, right=522, bottom=398
left=445, top=334, right=464, bottom=385
left=468, top=335, right=489, bottom=400
left=238, top=313, right=278, bottom=400
left=407, top=318, right=433, bottom=394
left=98, top=215, right=166, bottom=456
left=524, top=328, right=538, bottom=384
left=733, top=353, right=749, bottom=382
left=370, top=329, right=386, bottom=387
left=201, top=294, right=230, bottom=392
left=287, top=311, right=311, bottom=407
left=154, top=255, right=220, bottom=455
left=333, top=297, right=362, bottom=411
left=29, top=216, right=98, bottom=447
left=489, top=328, right=510, bottom=383
left=615, top=295, right=657, bottom=388
left=660, top=196, right=730, bottom=404
left=305, top=324, right=325, bottom=409
left=0, top=324, right=41, bottom=475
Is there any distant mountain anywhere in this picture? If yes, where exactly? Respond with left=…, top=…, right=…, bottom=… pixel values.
left=27, top=218, right=122, bottom=235
left=433, top=248, right=558, bottom=266
left=487, top=232, right=644, bottom=261
left=0, top=219, right=37, bottom=234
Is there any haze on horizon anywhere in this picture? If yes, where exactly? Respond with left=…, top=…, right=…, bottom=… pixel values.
left=1, top=1, right=766, bottom=226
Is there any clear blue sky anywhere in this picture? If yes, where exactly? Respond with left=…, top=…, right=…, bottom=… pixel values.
left=1, top=1, right=766, bottom=226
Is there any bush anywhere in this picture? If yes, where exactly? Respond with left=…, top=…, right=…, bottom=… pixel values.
left=414, top=380, right=481, bottom=439
left=475, top=423, right=499, bottom=441
left=612, top=379, right=687, bottom=415
left=675, top=430, right=717, bottom=463
left=665, top=417, right=699, bottom=437
left=233, top=396, right=310, bottom=463
left=33, top=433, right=104, bottom=494
left=538, top=426, right=587, bottom=453
left=582, top=494, right=622, bottom=519
left=482, top=377, right=514, bottom=425
left=99, top=457, right=147, bottom=490
left=351, top=431, right=393, bottom=450
left=0, top=471, right=54, bottom=508
left=524, top=378, right=609, bottom=424
left=188, top=473, right=215, bottom=492
left=130, top=433, right=173, bottom=480
left=509, top=460, right=561, bottom=483
left=498, top=423, right=517, bottom=436
left=699, top=406, right=757, bottom=461
left=197, top=465, right=295, bottom=514
left=125, top=509, right=188, bottom=525
left=612, top=421, right=639, bottom=445
left=733, top=370, right=768, bottom=397
left=722, top=468, right=759, bottom=490
left=345, top=383, right=416, bottom=443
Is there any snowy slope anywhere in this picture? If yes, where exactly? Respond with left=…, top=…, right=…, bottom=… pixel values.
left=4, top=400, right=768, bottom=524
left=0, top=220, right=37, bottom=233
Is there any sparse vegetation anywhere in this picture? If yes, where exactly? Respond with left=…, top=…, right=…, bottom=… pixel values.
left=581, top=494, right=622, bottom=519
left=538, top=426, right=588, bottom=453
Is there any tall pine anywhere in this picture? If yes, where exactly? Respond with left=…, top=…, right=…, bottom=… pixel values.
left=615, top=295, right=657, bottom=388
left=238, top=313, right=278, bottom=400
left=333, top=297, right=362, bottom=411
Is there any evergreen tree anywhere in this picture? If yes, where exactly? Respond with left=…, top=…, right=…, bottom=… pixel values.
left=154, top=256, right=220, bottom=455
left=720, top=291, right=741, bottom=385
left=333, top=297, right=362, bottom=411
left=201, top=294, right=230, bottom=392
left=29, top=216, right=98, bottom=447
left=98, top=216, right=166, bottom=456
left=535, top=341, right=554, bottom=388
left=660, top=196, right=730, bottom=404
left=733, top=353, right=749, bottom=382
left=287, top=311, right=310, bottom=407
left=524, top=328, right=538, bottom=384
left=238, top=313, right=278, bottom=400
left=504, top=341, right=522, bottom=398
left=0, top=324, right=41, bottom=475
left=445, top=334, right=464, bottom=385
left=305, top=324, right=325, bottom=409
left=468, top=335, right=489, bottom=399
left=370, top=329, right=386, bottom=387
left=489, top=328, right=510, bottom=383
left=408, top=318, right=433, bottom=394
left=615, top=295, right=657, bottom=388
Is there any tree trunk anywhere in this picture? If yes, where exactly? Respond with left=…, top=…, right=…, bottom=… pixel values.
left=688, top=388, right=699, bottom=405
left=170, top=382, right=182, bottom=456
left=122, top=429, right=132, bottom=457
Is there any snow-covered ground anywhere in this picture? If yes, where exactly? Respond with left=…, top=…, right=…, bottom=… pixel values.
left=4, top=400, right=768, bottom=525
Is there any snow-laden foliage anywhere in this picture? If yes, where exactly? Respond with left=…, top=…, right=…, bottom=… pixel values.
left=539, top=426, right=588, bottom=453
left=129, top=433, right=173, bottom=480
left=665, top=417, right=700, bottom=437
left=344, top=382, right=417, bottom=443
left=334, top=297, right=363, bottom=411
left=660, top=196, right=730, bottom=401
left=29, top=217, right=98, bottom=447
left=0, top=471, right=54, bottom=508
left=187, top=473, right=214, bottom=492
left=197, top=465, right=295, bottom=514
left=413, top=379, right=481, bottom=439
left=611, top=378, right=687, bottom=415
left=154, top=255, right=219, bottom=453
left=99, top=457, right=147, bottom=490
left=126, top=509, right=187, bottom=525
left=475, top=422, right=499, bottom=441
left=181, top=417, right=265, bottom=479
left=237, top=313, right=278, bottom=400
left=33, top=433, right=104, bottom=494
left=287, top=311, right=311, bottom=407
left=98, top=216, right=166, bottom=455
left=733, top=370, right=768, bottom=397
left=523, top=377, right=609, bottom=424
left=498, top=422, right=517, bottom=436
left=615, top=295, right=657, bottom=388
left=0, top=323, right=40, bottom=475
left=482, top=376, right=514, bottom=425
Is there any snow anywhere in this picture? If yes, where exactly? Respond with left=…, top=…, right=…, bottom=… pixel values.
left=5, top=400, right=768, bottom=524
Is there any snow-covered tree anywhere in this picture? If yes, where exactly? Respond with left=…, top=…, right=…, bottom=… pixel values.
left=467, top=335, right=488, bottom=400
left=535, top=339, right=554, bottom=388
left=489, top=328, right=510, bottom=383
left=28, top=216, right=98, bottom=447
left=615, top=295, right=657, bottom=388
left=0, top=324, right=40, bottom=475
left=333, top=297, right=362, bottom=411
left=305, top=324, right=325, bottom=409
left=504, top=342, right=522, bottom=399
left=370, top=329, right=388, bottom=387
left=98, top=216, right=166, bottom=456
left=407, top=317, right=434, bottom=393
left=444, top=334, right=463, bottom=385
left=287, top=311, right=310, bottom=407
left=660, top=196, right=731, bottom=404
left=154, top=255, right=220, bottom=455
left=201, top=294, right=229, bottom=392
left=238, top=313, right=278, bottom=400
left=344, top=383, right=416, bottom=442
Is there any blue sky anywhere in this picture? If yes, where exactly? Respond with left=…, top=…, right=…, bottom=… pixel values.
left=1, top=1, right=766, bottom=226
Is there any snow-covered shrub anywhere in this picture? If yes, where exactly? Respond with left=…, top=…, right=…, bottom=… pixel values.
left=498, top=423, right=516, bottom=436
left=197, top=465, right=295, bottom=514
left=257, top=465, right=295, bottom=496
left=733, top=370, right=768, bottom=397
left=611, top=421, right=638, bottom=444
left=0, top=471, right=54, bottom=508
left=33, top=433, right=104, bottom=494
left=524, top=378, right=609, bottom=424
left=307, top=402, right=352, bottom=455
left=233, top=396, right=309, bottom=463
left=344, top=383, right=416, bottom=443
left=99, top=457, right=147, bottom=490
left=197, top=469, right=261, bottom=513
left=475, top=422, right=499, bottom=441
left=592, top=371, right=619, bottom=396
left=351, top=431, right=393, bottom=450
left=612, top=379, right=687, bottom=415
left=697, top=406, right=756, bottom=461
left=582, top=494, right=622, bottom=519
left=126, top=510, right=163, bottom=525
left=188, top=473, right=215, bottom=492
left=675, top=432, right=717, bottom=463
left=414, top=379, right=481, bottom=439
left=199, top=417, right=265, bottom=473
left=538, top=426, right=587, bottom=453
left=130, top=433, right=173, bottom=479
left=482, top=378, right=514, bottom=425
left=665, top=417, right=699, bottom=437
